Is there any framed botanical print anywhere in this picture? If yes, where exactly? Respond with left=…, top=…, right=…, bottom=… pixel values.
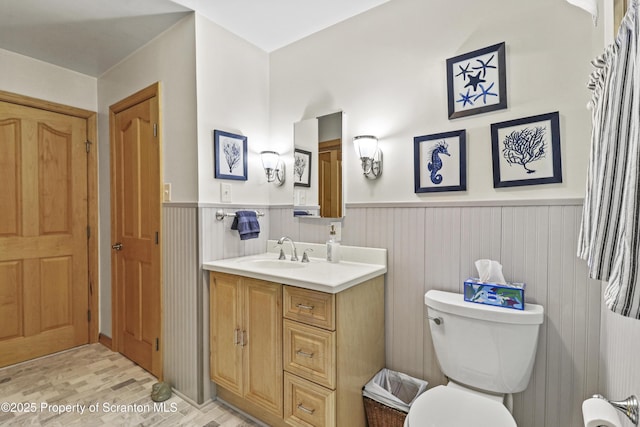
left=214, top=130, right=247, bottom=181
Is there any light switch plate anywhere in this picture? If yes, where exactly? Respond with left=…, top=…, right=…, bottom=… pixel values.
left=163, top=183, right=171, bottom=202
left=221, top=183, right=232, bottom=203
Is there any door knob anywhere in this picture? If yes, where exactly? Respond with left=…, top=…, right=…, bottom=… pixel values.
left=112, top=242, right=123, bottom=251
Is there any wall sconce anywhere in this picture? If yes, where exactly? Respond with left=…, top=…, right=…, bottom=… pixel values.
left=353, top=135, right=382, bottom=179
left=260, top=151, right=285, bottom=186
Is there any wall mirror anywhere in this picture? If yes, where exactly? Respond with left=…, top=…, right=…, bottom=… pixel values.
left=293, top=111, right=344, bottom=218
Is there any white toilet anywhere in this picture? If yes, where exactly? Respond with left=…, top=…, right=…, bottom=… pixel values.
left=404, top=289, right=544, bottom=427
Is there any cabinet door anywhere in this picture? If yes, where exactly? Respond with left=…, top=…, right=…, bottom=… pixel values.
left=210, top=272, right=243, bottom=395
left=243, top=278, right=283, bottom=416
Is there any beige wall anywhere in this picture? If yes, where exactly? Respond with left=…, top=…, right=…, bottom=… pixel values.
left=269, top=0, right=604, bottom=205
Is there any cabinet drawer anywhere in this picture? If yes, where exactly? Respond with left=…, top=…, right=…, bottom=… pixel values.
left=284, top=372, right=335, bottom=427
left=284, top=319, right=335, bottom=389
left=284, top=286, right=335, bottom=330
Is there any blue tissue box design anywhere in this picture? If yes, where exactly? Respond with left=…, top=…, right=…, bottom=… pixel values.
left=463, top=278, right=525, bottom=310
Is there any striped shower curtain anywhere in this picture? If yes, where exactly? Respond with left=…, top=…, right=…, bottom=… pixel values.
left=578, top=0, right=640, bottom=319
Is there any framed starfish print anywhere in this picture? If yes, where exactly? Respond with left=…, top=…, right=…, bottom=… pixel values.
left=446, top=42, right=507, bottom=119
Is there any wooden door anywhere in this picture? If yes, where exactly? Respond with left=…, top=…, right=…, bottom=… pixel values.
left=0, top=101, right=89, bottom=367
left=210, top=272, right=243, bottom=395
left=243, top=278, right=283, bottom=416
left=319, top=139, right=342, bottom=218
left=110, top=84, right=162, bottom=378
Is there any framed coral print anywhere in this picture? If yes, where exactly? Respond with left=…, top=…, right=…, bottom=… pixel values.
left=214, top=130, right=247, bottom=181
left=447, top=42, right=507, bottom=119
left=414, top=130, right=467, bottom=193
left=490, top=111, right=562, bottom=188
left=294, top=148, right=312, bottom=187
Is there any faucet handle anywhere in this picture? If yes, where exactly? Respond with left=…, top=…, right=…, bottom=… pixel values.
left=273, top=244, right=286, bottom=260
left=301, top=249, right=314, bottom=263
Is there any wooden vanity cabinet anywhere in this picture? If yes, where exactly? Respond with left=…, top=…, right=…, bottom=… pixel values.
left=282, top=279, right=384, bottom=427
left=209, top=272, right=283, bottom=417
left=210, top=271, right=384, bottom=427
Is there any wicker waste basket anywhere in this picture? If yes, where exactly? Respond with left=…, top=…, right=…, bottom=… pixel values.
left=362, top=368, right=428, bottom=427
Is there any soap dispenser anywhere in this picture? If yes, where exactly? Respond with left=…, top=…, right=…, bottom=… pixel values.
left=326, top=224, right=340, bottom=263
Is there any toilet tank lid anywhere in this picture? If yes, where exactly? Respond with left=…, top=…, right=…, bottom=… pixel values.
left=425, top=290, right=544, bottom=325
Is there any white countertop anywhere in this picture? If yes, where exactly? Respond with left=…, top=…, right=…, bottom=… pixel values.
left=203, top=241, right=387, bottom=294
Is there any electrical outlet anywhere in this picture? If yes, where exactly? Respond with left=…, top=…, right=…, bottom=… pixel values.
left=330, top=221, right=342, bottom=241
left=299, top=191, right=306, bottom=205
left=221, top=183, right=232, bottom=203
left=163, top=183, right=171, bottom=202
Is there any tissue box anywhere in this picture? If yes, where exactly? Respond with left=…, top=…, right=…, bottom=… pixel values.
left=463, top=278, right=525, bottom=310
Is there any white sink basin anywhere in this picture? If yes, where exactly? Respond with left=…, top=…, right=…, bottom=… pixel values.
left=203, top=242, right=387, bottom=294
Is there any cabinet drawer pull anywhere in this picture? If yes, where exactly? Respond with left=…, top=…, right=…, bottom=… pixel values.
left=234, top=328, right=240, bottom=345
left=240, top=330, right=247, bottom=347
left=297, top=403, right=315, bottom=415
left=296, top=349, right=314, bottom=358
left=296, top=303, right=314, bottom=311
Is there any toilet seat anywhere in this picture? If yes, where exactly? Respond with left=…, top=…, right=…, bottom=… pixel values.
left=405, top=385, right=517, bottom=427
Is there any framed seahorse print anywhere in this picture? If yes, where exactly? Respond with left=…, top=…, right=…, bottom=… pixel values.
left=414, top=129, right=467, bottom=193
left=446, top=42, right=507, bottom=119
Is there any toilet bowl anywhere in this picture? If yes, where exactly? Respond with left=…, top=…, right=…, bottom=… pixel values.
left=404, top=290, right=544, bottom=426
left=404, top=384, right=516, bottom=427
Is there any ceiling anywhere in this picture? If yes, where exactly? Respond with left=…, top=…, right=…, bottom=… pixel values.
left=0, top=0, right=389, bottom=78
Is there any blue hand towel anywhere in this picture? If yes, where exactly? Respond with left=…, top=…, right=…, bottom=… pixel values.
left=231, top=211, right=260, bottom=240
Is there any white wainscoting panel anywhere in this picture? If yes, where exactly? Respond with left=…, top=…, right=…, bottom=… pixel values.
left=600, top=289, right=640, bottom=427
left=268, top=203, right=601, bottom=427
left=163, top=205, right=199, bottom=403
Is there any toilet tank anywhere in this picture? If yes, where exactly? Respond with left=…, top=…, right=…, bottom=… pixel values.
left=425, top=289, right=544, bottom=394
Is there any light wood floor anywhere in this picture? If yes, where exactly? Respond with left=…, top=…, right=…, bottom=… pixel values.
left=0, top=343, right=260, bottom=426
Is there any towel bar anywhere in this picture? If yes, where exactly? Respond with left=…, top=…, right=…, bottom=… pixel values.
left=215, top=209, right=264, bottom=221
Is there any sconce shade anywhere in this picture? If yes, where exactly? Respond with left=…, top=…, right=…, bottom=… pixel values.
left=353, top=135, right=382, bottom=179
left=261, top=150, right=280, bottom=170
left=353, top=135, right=378, bottom=159
left=260, top=150, right=285, bottom=186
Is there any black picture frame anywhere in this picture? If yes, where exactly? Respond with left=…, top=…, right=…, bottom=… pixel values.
left=294, top=148, right=311, bottom=187
left=447, top=42, right=507, bottom=119
left=490, top=111, right=562, bottom=188
left=214, top=130, right=247, bottom=181
left=414, top=129, right=467, bottom=193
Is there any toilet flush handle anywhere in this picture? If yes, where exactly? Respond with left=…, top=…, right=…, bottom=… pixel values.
left=428, top=316, right=443, bottom=325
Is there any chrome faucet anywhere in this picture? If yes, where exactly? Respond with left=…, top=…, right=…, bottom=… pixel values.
left=277, top=236, right=298, bottom=261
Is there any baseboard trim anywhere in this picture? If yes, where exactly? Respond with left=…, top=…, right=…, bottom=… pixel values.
left=98, top=333, right=112, bottom=350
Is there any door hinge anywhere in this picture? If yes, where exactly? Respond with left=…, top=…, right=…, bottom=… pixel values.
left=155, top=338, right=159, bottom=351
left=155, top=231, right=159, bottom=245
left=87, top=226, right=91, bottom=239
left=153, top=123, right=158, bottom=137
left=87, top=310, right=91, bottom=322
left=85, top=140, right=92, bottom=153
